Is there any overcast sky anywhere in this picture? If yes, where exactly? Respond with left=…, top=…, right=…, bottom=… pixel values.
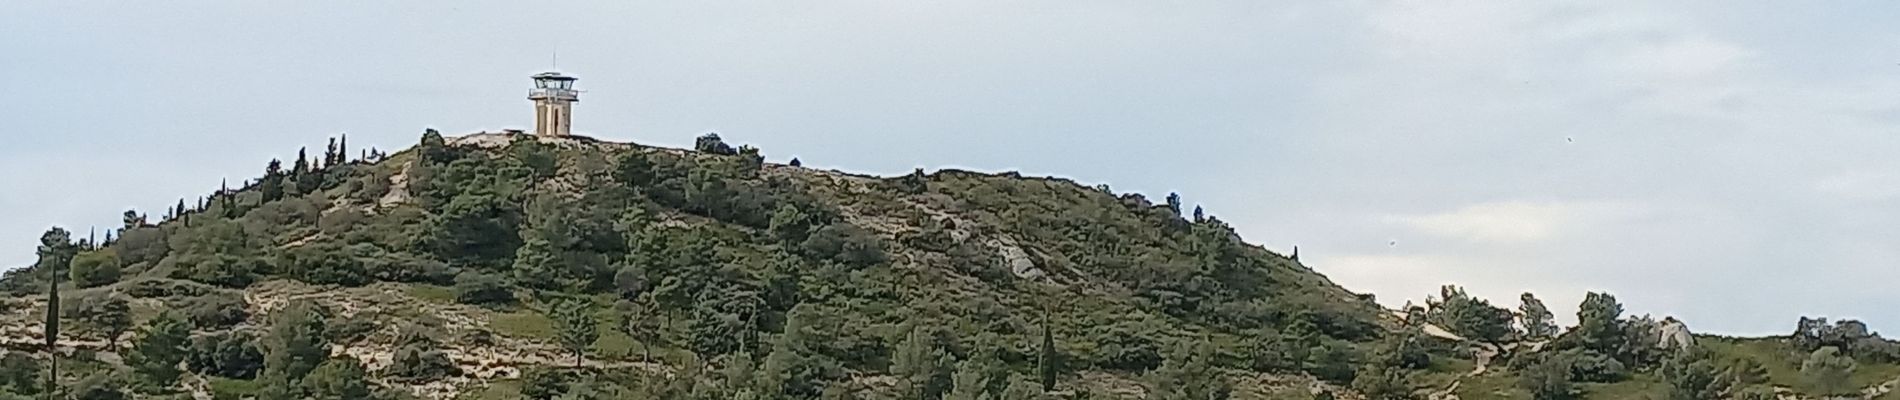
left=5, top=1, right=1900, bottom=336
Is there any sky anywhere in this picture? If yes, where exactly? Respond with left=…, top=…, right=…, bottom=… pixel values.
left=4, top=1, right=1900, bottom=336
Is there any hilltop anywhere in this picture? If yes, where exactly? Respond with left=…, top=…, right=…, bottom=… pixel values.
left=1, top=131, right=1897, bottom=400
left=0, top=131, right=1388, bottom=399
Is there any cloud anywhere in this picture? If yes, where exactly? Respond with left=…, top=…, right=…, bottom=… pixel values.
left=1388, top=200, right=1652, bottom=244
left=1815, top=170, right=1900, bottom=203
left=10, top=1, right=1900, bottom=336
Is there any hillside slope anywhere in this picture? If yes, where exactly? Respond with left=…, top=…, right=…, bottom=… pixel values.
left=0, top=131, right=1391, bottom=399
left=7, top=131, right=1898, bottom=400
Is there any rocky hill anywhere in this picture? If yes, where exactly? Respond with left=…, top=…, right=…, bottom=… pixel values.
left=0, top=131, right=1392, bottom=399
left=1, top=131, right=1897, bottom=400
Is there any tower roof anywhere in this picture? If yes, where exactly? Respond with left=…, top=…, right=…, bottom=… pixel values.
left=531, top=71, right=577, bottom=81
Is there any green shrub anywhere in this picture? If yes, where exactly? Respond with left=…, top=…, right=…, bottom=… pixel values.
left=188, top=332, right=265, bottom=379
left=69, top=249, right=123, bottom=288
left=453, top=272, right=514, bottom=305
left=179, top=293, right=250, bottom=329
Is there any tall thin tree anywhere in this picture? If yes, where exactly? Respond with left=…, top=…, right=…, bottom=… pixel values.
left=38, top=227, right=74, bottom=400
left=1038, top=310, right=1059, bottom=392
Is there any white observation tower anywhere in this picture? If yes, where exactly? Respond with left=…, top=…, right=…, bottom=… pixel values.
left=528, top=72, right=579, bottom=136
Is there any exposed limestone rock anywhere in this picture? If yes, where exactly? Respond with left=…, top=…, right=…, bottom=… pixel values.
left=1655, top=316, right=1695, bottom=350
left=378, top=161, right=412, bottom=207
left=994, top=238, right=1044, bottom=279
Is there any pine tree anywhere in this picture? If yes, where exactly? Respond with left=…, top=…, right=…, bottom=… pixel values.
left=419, top=129, right=450, bottom=164
left=947, top=351, right=998, bottom=400
left=1147, top=338, right=1231, bottom=400
left=120, top=210, right=143, bottom=230
left=262, top=300, right=330, bottom=381
left=75, top=295, right=132, bottom=351
left=552, top=300, right=598, bottom=367
left=891, top=327, right=944, bottom=400
left=293, top=147, right=321, bottom=195
left=1519, top=293, right=1557, bottom=340
left=1573, top=292, right=1625, bottom=356
left=324, top=138, right=339, bottom=169
left=261, top=159, right=285, bottom=202
left=127, top=312, right=191, bottom=387
left=616, top=294, right=664, bottom=363
left=293, top=147, right=310, bottom=175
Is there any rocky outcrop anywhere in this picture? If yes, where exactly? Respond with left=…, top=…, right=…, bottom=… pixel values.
left=1655, top=317, right=1695, bottom=350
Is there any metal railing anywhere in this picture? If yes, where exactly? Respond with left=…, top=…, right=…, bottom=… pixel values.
left=528, top=88, right=579, bottom=99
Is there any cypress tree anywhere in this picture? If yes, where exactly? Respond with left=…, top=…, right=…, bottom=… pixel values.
left=1038, top=313, right=1058, bottom=392
left=293, top=147, right=309, bottom=175
left=37, top=227, right=74, bottom=399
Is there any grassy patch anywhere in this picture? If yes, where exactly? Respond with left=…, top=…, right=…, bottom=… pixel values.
left=1578, top=374, right=1669, bottom=399
left=456, top=379, right=523, bottom=400
left=1703, top=337, right=1804, bottom=387
left=1702, top=336, right=1900, bottom=396
left=130, top=301, right=165, bottom=325
left=406, top=284, right=457, bottom=304
left=1410, top=356, right=1476, bottom=395
left=594, top=328, right=637, bottom=361
left=1455, top=372, right=1529, bottom=400
left=491, top=310, right=556, bottom=339
left=208, top=377, right=261, bottom=400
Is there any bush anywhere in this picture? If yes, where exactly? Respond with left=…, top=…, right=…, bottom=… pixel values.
left=63, top=293, right=132, bottom=348
left=1566, top=350, right=1627, bottom=383
left=69, top=249, right=123, bottom=288
left=364, top=251, right=452, bottom=284
left=0, top=352, right=39, bottom=395
left=123, top=278, right=216, bottom=299
left=182, top=293, right=251, bottom=329
left=300, top=358, right=372, bottom=400
left=1520, top=354, right=1577, bottom=400
left=519, top=367, right=579, bottom=400
left=694, top=133, right=737, bottom=155
left=187, top=332, right=265, bottom=379
left=453, top=272, right=514, bottom=305
left=799, top=223, right=887, bottom=268
left=127, top=312, right=191, bottom=388
left=174, top=255, right=264, bottom=288
left=68, top=372, right=124, bottom=400
left=282, top=242, right=370, bottom=286
left=115, top=227, right=169, bottom=267
left=325, top=313, right=381, bottom=344
left=318, top=208, right=367, bottom=236
left=386, top=324, right=458, bottom=381
left=1803, top=346, right=1856, bottom=395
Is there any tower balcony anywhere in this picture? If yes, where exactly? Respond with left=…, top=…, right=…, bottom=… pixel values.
left=528, top=87, right=580, bottom=101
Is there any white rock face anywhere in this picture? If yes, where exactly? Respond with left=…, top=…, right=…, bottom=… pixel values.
left=1001, top=243, right=1044, bottom=279
left=1655, top=317, right=1695, bottom=350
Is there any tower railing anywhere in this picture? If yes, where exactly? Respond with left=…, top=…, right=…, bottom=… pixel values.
left=528, top=88, right=579, bottom=100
